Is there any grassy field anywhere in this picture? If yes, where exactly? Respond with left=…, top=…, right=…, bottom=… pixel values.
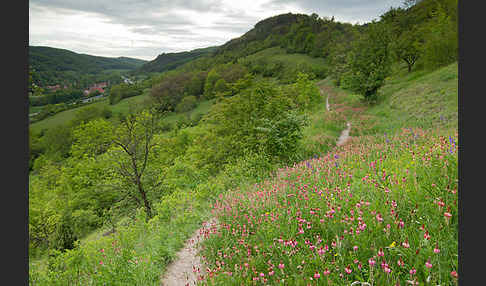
left=243, top=46, right=327, bottom=68
left=162, top=99, right=216, bottom=125
left=30, top=91, right=151, bottom=134
left=239, top=47, right=328, bottom=82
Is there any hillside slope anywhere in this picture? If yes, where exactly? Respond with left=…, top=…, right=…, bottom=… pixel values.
left=29, top=46, right=147, bottom=85
left=138, top=46, right=218, bottom=73
left=200, top=62, right=458, bottom=285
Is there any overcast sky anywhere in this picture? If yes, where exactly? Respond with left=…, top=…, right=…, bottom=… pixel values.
left=29, top=0, right=404, bottom=61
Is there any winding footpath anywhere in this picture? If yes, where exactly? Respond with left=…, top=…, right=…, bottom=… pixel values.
left=160, top=82, right=352, bottom=285
left=320, top=80, right=352, bottom=146
left=160, top=219, right=217, bottom=286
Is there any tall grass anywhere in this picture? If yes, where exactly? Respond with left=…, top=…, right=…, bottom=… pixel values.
left=201, top=128, right=458, bottom=285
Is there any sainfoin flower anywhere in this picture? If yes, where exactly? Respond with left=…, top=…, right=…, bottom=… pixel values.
left=314, top=272, right=320, bottom=279
left=451, top=270, right=458, bottom=278
left=434, top=244, right=440, bottom=253
left=345, top=266, right=352, bottom=274
left=425, top=259, right=433, bottom=269
left=402, top=240, right=410, bottom=248
left=369, top=258, right=376, bottom=267
left=410, top=268, right=416, bottom=275
left=278, top=263, right=285, bottom=269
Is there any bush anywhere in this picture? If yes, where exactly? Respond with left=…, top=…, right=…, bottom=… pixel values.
left=175, top=95, right=198, bottom=113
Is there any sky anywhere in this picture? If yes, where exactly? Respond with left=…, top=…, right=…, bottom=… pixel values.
left=29, top=0, right=404, bottom=61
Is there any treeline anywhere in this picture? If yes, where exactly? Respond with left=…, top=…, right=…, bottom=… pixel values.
left=29, top=88, right=84, bottom=106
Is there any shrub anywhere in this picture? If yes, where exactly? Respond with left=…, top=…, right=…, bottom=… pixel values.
left=175, top=95, right=198, bottom=113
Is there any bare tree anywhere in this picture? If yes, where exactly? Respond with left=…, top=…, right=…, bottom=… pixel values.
left=112, top=110, right=159, bottom=220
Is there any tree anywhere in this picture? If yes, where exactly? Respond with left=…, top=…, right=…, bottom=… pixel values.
left=344, top=21, right=392, bottom=101
left=175, top=95, right=198, bottom=113
left=111, top=110, right=159, bottom=220
left=392, top=29, right=422, bottom=72
left=203, top=69, right=220, bottom=99
left=70, top=118, right=115, bottom=158
left=421, top=1, right=458, bottom=70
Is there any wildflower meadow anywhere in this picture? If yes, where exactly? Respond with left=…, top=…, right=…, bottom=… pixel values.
left=200, top=128, right=458, bottom=285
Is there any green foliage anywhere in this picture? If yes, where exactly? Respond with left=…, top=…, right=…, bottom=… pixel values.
left=203, top=69, right=220, bottom=99
left=41, top=125, right=73, bottom=160
left=343, top=21, right=392, bottom=101
left=29, top=46, right=146, bottom=87
left=213, top=78, right=229, bottom=95
left=240, top=46, right=328, bottom=83
left=110, top=110, right=161, bottom=219
left=138, top=46, right=218, bottom=73
left=70, top=119, right=115, bottom=158
left=150, top=71, right=204, bottom=112
left=71, top=105, right=107, bottom=126
left=175, top=96, right=198, bottom=113
left=108, top=82, right=143, bottom=105
left=421, top=1, right=458, bottom=70
left=391, top=28, right=423, bottom=72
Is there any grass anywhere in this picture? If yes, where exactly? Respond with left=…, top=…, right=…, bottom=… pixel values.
left=350, top=62, right=458, bottom=136
left=201, top=128, right=457, bottom=285
left=240, top=47, right=328, bottom=82
left=30, top=91, right=151, bottom=134
left=243, top=47, right=327, bottom=68
left=199, top=63, right=458, bottom=285
left=28, top=61, right=458, bottom=285
left=161, top=99, right=216, bottom=125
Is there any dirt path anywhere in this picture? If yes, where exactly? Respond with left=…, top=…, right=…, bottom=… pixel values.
left=336, top=122, right=351, bottom=146
left=318, top=80, right=352, bottom=146
left=161, top=82, right=352, bottom=285
left=160, top=218, right=217, bottom=286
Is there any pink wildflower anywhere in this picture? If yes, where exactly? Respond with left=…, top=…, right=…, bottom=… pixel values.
left=345, top=266, right=352, bottom=274
left=369, top=258, right=376, bottom=267
left=402, top=240, right=410, bottom=248
left=434, top=244, right=440, bottom=254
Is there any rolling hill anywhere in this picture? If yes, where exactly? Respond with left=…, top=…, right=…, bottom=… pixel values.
left=137, top=46, right=218, bottom=73
left=29, top=46, right=147, bottom=86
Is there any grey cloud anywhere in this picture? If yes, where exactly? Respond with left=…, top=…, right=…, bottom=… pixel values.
left=30, top=0, right=406, bottom=60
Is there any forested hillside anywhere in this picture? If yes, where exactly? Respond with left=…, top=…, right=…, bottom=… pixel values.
left=29, top=0, right=458, bottom=284
left=29, top=46, right=147, bottom=86
left=137, top=46, right=218, bottom=73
